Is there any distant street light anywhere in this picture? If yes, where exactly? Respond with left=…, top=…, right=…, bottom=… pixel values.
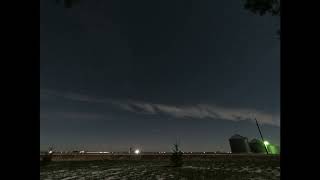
left=134, top=149, right=140, bottom=155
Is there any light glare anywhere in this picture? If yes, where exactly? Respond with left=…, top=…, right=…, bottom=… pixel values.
left=134, top=149, right=140, bottom=154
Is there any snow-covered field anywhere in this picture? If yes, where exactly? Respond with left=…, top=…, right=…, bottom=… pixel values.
left=40, top=159, right=280, bottom=180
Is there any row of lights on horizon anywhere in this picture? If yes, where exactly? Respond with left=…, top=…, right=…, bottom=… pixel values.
left=47, top=150, right=234, bottom=154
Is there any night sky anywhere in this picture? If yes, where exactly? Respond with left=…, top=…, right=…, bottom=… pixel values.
left=40, top=0, right=280, bottom=152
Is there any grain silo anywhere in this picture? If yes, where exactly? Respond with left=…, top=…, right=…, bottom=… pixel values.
left=267, top=144, right=280, bottom=154
left=229, top=134, right=251, bottom=153
left=249, top=138, right=267, bottom=154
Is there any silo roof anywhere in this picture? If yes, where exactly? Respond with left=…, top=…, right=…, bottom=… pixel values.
left=250, top=138, right=262, bottom=143
left=230, top=134, right=247, bottom=139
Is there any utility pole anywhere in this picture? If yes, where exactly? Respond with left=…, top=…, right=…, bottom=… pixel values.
left=255, top=118, right=269, bottom=154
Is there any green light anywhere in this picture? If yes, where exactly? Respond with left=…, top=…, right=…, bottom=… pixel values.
left=264, top=141, right=269, bottom=146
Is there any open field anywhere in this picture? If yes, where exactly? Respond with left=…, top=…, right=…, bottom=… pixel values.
left=40, top=155, right=280, bottom=180
left=40, top=154, right=279, bottom=161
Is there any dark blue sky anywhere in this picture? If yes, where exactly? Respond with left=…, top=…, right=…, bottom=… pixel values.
left=40, top=0, right=280, bottom=152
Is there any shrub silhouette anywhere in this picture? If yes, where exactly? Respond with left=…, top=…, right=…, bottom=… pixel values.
left=170, top=143, right=183, bottom=167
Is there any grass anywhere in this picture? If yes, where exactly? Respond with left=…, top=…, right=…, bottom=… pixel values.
left=40, top=158, right=280, bottom=180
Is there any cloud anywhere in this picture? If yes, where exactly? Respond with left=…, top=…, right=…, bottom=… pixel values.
left=41, top=88, right=280, bottom=126
left=40, top=111, right=104, bottom=121
left=116, top=101, right=280, bottom=127
left=40, top=88, right=113, bottom=104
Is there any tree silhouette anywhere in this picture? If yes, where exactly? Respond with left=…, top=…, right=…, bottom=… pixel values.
left=243, top=0, right=280, bottom=37
left=56, top=0, right=80, bottom=8
left=170, top=143, right=183, bottom=167
left=243, top=0, right=280, bottom=16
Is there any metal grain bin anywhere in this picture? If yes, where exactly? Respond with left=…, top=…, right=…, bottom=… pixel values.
left=249, top=138, right=267, bottom=154
left=267, top=144, right=280, bottom=154
left=229, top=134, right=251, bottom=153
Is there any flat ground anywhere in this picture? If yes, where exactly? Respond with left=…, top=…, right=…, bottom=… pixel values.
left=40, top=158, right=280, bottom=180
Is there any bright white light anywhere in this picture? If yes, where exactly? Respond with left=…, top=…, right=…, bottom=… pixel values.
left=49, top=151, right=53, bottom=154
left=134, top=149, right=140, bottom=154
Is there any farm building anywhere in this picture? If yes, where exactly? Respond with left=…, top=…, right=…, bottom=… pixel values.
left=229, top=134, right=251, bottom=153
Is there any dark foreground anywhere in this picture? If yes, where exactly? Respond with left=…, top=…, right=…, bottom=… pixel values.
left=40, top=155, right=280, bottom=180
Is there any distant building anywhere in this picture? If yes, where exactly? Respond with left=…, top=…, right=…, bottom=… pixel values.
left=229, top=134, right=251, bottom=153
